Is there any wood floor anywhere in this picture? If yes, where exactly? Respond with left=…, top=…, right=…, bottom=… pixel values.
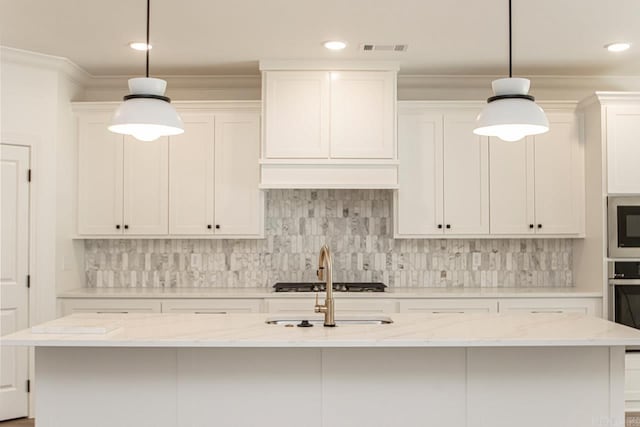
left=2, top=414, right=640, bottom=426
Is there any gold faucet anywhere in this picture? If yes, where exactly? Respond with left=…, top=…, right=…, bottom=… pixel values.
left=314, top=244, right=335, bottom=327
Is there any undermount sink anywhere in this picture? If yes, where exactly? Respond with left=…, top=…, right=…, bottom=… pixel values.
left=265, top=315, right=393, bottom=326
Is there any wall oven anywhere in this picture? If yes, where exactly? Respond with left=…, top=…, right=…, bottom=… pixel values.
left=608, top=196, right=640, bottom=258
left=609, top=262, right=640, bottom=333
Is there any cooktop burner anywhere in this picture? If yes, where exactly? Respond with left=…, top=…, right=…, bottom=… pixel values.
left=273, top=282, right=387, bottom=293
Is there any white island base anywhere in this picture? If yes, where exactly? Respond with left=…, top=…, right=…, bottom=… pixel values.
left=36, top=345, right=624, bottom=427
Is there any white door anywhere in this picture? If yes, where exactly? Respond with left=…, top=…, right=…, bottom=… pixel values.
left=214, top=113, right=262, bottom=236
left=0, top=144, right=30, bottom=420
left=330, top=71, right=395, bottom=159
left=123, top=136, right=169, bottom=235
left=489, top=138, right=535, bottom=234
left=395, top=110, right=444, bottom=236
left=77, top=113, right=124, bottom=235
left=533, top=112, right=581, bottom=235
left=264, top=71, right=330, bottom=158
left=169, top=114, right=215, bottom=235
left=443, top=112, right=490, bottom=235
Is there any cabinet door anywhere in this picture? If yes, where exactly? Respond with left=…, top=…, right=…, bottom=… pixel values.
left=533, top=112, right=582, bottom=235
left=489, top=138, right=535, bottom=234
left=443, top=112, right=490, bottom=234
left=214, top=113, right=262, bottom=236
left=606, top=106, right=640, bottom=194
left=395, top=111, right=444, bottom=236
left=330, top=71, right=395, bottom=159
left=77, top=113, right=124, bottom=235
left=123, top=136, right=169, bottom=235
left=264, top=71, right=330, bottom=158
left=169, top=114, right=215, bottom=235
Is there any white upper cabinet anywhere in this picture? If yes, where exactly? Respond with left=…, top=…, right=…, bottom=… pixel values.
left=77, top=112, right=168, bottom=235
left=396, top=111, right=443, bottom=236
left=77, top=113, right=123, bottom=235
left=264, top=71, right=329, bottom=159
left=169, top=114, right=216, bottom=235
left=76, top=102, right=264, bottom=238
left=442, top=112, right=489, bottom=235
left=260, top=62, right=399, bottom=189
left=396, top=102, right=584, bottom=238
left=330, top=71, right=395, bottom=159
left=489, top=111, right=583, bottom=236
left=213, top=113, right=262, bottom=236
left=395, top=105, right=489, bottom=237
left=606, top=106, right=640, bottom=194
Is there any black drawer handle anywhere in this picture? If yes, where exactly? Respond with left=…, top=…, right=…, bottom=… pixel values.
left=529, top=224, right=534, bottom=229
left=215, top=225, right=220, bottom=229
left=207, top=224, right=212, bottom=229
left=537, top=224, right=542, bottom=229
left=116, top=225, right=121, bottom=230
left=437, top=224, right=443, bottom=229
left=124, top=225, right=129, bottom=230
left=446, top=224, right=451, bottom=229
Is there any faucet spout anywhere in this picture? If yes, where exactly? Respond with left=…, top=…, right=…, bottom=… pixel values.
left=314, top=244, right=335, bottom=327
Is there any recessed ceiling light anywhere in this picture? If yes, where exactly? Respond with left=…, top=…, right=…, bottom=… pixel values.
left=324, top=41, right=347, bottom=51
left=129, top=42, right=153, bottom=51
left=605, top=42, right=631, bottom=52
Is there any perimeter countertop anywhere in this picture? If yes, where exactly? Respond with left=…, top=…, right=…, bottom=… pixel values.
left=1, top=312, right=635, bottom=348
left=57, top=287, right=603, bottom=299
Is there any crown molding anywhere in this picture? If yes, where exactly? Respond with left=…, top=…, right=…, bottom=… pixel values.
left=1, top=46, right=91, bottom=87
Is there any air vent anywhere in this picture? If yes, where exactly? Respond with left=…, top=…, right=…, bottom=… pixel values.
left=360, top=44, right=408, bottom=52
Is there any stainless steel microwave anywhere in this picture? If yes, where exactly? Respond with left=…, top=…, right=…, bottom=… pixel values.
left=609, top=196, right=640, bottom=258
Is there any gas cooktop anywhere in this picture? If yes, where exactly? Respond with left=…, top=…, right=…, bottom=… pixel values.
left=273, top=282, right=387, bottom=293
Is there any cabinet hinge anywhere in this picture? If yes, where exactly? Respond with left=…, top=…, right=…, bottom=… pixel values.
left=26, top=380, right=30, bottom=393
left=27, top=169, right=32, bottom=182
left=26, top=275, right=30, bottom=289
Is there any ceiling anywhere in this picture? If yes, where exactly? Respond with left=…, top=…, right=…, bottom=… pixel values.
left=2, top=0, right=640, bottom=77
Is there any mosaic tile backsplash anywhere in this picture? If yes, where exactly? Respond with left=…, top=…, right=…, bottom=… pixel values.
left=84, top=190, right=573, bottom=288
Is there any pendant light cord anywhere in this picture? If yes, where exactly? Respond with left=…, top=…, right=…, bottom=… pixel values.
left=145, top=0, right=150, bottom=78
left=508, top=0, right=512, bottom=78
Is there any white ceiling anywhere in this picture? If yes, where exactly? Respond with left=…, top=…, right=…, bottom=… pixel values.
left=2, top=0, right=640, bottom=77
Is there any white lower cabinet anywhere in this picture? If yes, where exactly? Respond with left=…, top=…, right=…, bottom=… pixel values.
left=264, top=298, right=396, bottom=314
left=161, top=299, right=262, bottom=314
left=59, top=299, right=162, bottom=316
left=497, top=298, right=602, bottom=316
left=398, top=299, right=498, bottom=314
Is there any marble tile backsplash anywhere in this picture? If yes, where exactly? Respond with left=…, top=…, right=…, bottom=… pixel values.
left=84, top=189, right=573, bottom=288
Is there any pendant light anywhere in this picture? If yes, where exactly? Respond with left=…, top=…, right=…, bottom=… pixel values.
left=473, top=0, right=548, bottom=142
left=108, top=0, right=184, bottom=142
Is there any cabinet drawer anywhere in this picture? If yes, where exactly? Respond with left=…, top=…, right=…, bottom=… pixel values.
left=398, top=299, right=498, bottom=314
left=161, top=299, right=262, bottom=314
left=58, top=299, right=161, bottom=316
left=497, top=298, right=602, bottom=316
left=265, top=298, right=396, bottom=314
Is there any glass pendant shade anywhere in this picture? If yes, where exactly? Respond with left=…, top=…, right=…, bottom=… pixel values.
left=474, top=80, right=549, bottom=143
left=109, top=77, right=184, bottom=142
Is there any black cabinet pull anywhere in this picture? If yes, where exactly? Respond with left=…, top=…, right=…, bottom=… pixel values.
left=446, top=224, right=451, bottom=229
left=529, top=224, right=534, bottom=229
left=116, top=225, right=121, bottom=230
left=124, top=225, right=129, bottom=230
left=215, top=225, right=220, bottom=229
left=207, top=225, right=212, bottom=229
left=437, top=224, right=443, bottom=229
left=537, top=224, right=542, bottom=229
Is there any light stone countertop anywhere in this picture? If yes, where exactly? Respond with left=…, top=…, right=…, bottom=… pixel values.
left=57, top=287, right=603, bottom=299
left=2, top=312, right=635, bottom=348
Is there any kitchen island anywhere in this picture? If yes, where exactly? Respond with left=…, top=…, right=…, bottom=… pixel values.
left=3, top=312, right=638, bottom=427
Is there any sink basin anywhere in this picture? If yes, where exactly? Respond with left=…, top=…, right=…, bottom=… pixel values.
left=265, top=315, right=393, bottom=326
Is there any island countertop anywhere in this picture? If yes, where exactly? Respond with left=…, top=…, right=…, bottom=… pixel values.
left=3, top=312, right=640, bottom=348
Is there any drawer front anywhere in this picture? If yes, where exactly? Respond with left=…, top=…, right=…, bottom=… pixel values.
left=58, top=299, right=162, bottom=316
left=265, top=298, right=396, bottom=314
left=161, top=299, right=262, bottom=314
left=497, top=298, right=602, bottom=316
left=398, top=299, right=498, bottom=314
